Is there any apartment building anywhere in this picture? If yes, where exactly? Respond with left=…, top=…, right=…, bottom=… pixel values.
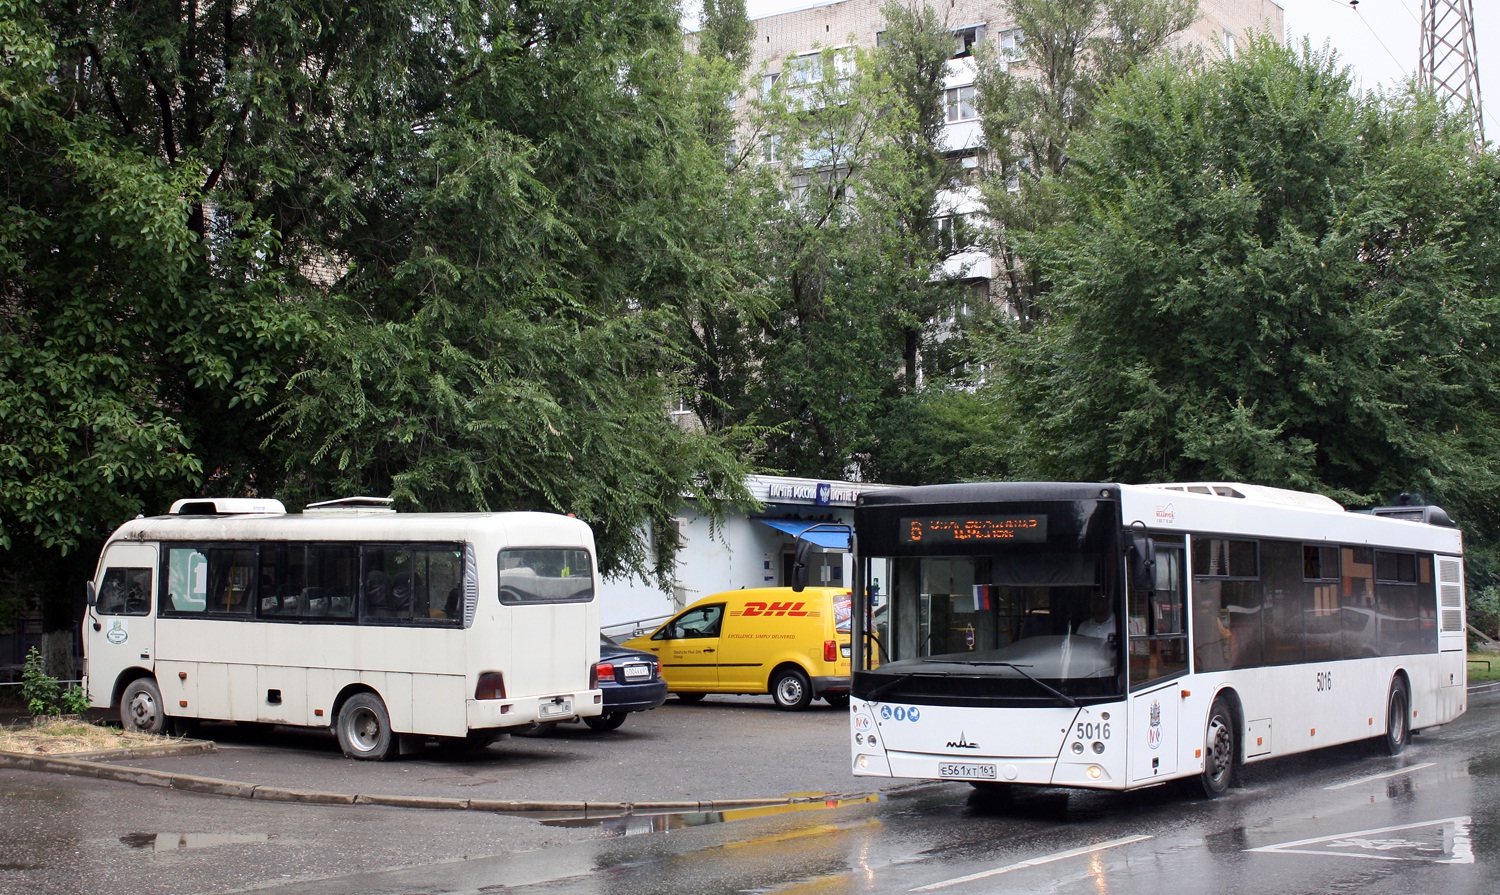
left=745, top=0, right=1286, bottom=302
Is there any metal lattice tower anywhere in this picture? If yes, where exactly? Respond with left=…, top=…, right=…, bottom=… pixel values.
left=1420, top=0, right=1485, bottom=147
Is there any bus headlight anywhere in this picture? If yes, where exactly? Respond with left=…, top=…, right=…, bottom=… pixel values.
left=1087, top=765, right=1103, bottom=779
left=1072, top=742, right=1084, bottom=754
left=857, top=754, right=870, bottom=770
left=1092, top=741, right=1106, bottom=754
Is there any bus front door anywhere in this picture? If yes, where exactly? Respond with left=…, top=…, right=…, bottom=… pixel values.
left=1129, top=681, right=1180, bottom=782
left=84, top=544, right=159, bottom=710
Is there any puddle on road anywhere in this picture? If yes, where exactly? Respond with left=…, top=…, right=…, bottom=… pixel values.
left=120, top=832, right=277, bottom=852
left=534, top=793, right=881, bottom=837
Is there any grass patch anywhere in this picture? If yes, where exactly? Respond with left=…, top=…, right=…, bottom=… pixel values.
left=1469, top=652, right=1500, bottom=685
left=0, top=717, right=173, bottom=755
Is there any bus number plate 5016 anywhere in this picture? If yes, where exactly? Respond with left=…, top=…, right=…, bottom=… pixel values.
left=939, top=762, right=997, bottom=780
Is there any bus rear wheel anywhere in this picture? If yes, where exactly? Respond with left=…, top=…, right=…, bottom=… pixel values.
left=120, top=678, right=166, bottom=735
left=1384, top=678, right=1411, bottom=756
left=1196, top=698, right=1237, bottom=799
left=336, top=693, right=397, bottom=760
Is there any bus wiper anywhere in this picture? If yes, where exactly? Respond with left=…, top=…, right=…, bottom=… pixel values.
left=866, top=673, right=916, bottom=703
left=927, top=658, right=1078, bottom=707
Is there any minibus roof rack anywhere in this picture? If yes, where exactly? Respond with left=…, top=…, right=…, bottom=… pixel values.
left=304, top=496, right=397, bottom=514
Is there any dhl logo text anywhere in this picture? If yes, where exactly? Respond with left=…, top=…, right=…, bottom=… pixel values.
left=740, top=601, right=809, bottom=617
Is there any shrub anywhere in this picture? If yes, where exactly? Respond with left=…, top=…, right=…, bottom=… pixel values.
left=1468, top=586, right=1500, bottom=647
left=20, top=647, right=90, bottom=716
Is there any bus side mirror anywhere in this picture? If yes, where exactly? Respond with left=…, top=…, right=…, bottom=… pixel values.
left=790, top=539, right=813, bottom=592
left=85, top=580, right=97, bottom=608
left=1127, top=525, right=1155, bottom=595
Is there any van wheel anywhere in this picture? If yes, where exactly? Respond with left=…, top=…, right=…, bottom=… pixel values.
left=824, top=693, right=850, bottom=709
left=674, top=693, right=706, bottom=704
left=771, top=667, right=813, bottom=711
left=1384, top=678, right=1411, bottom=756
left=336, top=693, right=397, bottom=760
left=120, top=678, right=166, bottom=735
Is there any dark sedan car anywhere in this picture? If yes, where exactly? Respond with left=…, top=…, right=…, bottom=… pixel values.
left=588, top=634, right=668, bottom=731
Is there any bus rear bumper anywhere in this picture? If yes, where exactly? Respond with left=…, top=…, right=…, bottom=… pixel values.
left=466, top=689, right=601, bottom=730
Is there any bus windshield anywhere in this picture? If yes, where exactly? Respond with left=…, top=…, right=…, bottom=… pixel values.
left=860, top=497, right=1125, bottom=704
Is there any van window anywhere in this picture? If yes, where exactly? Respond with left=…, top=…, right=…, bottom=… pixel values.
left=657, top=604, right=724, bottom=639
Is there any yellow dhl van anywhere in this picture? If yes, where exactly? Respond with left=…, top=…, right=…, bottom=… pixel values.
left=624, top=586, right=852, bottom=710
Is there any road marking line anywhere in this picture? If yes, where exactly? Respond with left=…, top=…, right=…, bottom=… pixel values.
left=1324, top=762, right=1434, bottom=790
left=1247, top=815, right=1473, bottom=864
left=910, top=835, right=1152, bottom=891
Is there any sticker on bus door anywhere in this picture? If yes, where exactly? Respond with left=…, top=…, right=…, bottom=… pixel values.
left=1130, top=685, right=1179, bottom=781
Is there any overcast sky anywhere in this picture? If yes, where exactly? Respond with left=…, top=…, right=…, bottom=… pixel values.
left=733, top=0, right=1496, bottom=138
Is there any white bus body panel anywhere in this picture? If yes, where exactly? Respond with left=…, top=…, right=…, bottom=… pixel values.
left=84, top=510, right=601, bottom=738
left=851, top=483, right=1467, bottom=793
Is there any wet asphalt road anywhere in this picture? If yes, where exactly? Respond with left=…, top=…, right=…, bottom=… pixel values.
left=3, top=689, right=1500, bottom=895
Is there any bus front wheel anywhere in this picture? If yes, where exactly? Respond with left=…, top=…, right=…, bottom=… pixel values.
left=1384, top=678, right=1411, bottom=756
left=1196, top=698, right=1237, bottom=799
left=120, top=678, right=166, bottom=735
left=336, top=693, right=397, bottom=761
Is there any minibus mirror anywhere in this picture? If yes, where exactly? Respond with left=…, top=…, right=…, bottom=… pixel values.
left=790, top=539, right=813, bottom=592
left=84, top=580, right=97, bottom=608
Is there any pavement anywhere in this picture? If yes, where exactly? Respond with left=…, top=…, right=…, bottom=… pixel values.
left=0, top=695, right=901, bottom=817
left=7, top=679, right=1500, bottom=818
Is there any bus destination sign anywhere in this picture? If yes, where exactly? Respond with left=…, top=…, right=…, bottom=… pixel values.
left=899, top=514, right=1047, bottom=544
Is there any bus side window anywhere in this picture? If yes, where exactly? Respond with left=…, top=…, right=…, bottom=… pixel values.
left=96, top=568, right=152, bottom=616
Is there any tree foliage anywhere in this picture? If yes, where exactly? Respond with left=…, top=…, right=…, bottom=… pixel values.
left=2, top=0, right=758, bottom=608
left=975, top=0, right=1195, bottom=322
left=706, top=2, right=968, bottom=479
left=993, top=36, right=1500, bottom=574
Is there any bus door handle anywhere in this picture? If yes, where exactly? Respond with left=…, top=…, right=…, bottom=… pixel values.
left=702, top=648, right=715, bottom=654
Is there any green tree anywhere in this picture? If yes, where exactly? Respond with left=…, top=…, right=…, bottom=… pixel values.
left=995, top=37, right=1500, bottom=574
left=4, top=0, right=758, bottom=615
left=975, top=0, right=1195, bottom=323
left=722, top=3, right=967, bottom=478
left=1, top=0, right=304, bottom=659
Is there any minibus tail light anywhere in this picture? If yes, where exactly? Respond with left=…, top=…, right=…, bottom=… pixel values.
left=475, top=672, right=506, bottom=700
left=825, top=640, right=838, bottom=662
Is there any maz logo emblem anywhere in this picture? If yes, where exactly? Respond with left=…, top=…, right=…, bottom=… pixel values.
left=946, top=733, right=979, bottom=749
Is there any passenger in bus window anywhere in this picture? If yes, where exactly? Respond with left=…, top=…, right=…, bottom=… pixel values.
left=1075, top=589, right=1115, bottom=639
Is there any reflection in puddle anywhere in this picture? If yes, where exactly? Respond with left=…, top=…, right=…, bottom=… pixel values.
left=120, top=832, right=274, bottom=852
left=536, top=794, right=881, bottom=838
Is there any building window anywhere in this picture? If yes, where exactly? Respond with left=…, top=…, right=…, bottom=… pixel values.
left=952, top=25, right=984, bottom=58
left=762, top=134, right=780, bottom=164
left=998, top=28, right=1023, bottom=64
left=945, top=85, right=977, bottom=122
left=761, top=72, right=780, bottom=95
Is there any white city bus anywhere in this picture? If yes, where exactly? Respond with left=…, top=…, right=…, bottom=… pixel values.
left=83, top=496, right=602, bottom=759
left=843, top=482, right=1467, bottom=796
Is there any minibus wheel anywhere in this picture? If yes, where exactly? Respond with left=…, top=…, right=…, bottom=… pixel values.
left=771, top=667, right=813, bottom=711
left=120, top=678, right=166, bottom=735
left=336, top=693, right=397, bottom=760
left=1384, top=678, right=1411, bottom=756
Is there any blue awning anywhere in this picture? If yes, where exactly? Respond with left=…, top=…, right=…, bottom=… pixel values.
left=757, top=519, right=852, bottom=551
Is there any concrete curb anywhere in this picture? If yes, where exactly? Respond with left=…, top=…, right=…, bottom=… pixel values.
left=0, top=750, right=834, bottom=814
